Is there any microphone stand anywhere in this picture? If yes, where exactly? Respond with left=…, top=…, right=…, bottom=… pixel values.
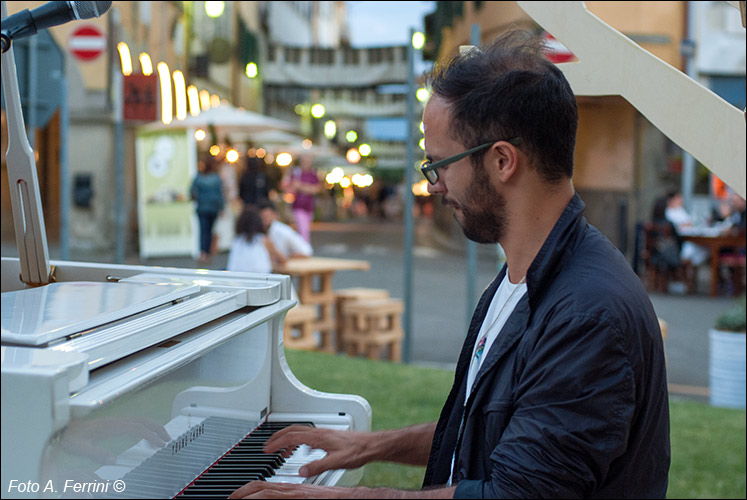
left=1, top=32, right=10, bottom=53
left=1, top=1, right=53, bottom=286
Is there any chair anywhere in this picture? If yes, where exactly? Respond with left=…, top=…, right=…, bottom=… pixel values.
left=641, top=221, right=680, bottom=293
left=718, top=244, right=746, bottom=297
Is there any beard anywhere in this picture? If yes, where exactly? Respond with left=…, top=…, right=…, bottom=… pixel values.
left=453, top=163, right=507, bottom=244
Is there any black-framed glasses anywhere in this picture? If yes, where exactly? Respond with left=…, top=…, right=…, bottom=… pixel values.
left=419, top=137, right=522, bottom=185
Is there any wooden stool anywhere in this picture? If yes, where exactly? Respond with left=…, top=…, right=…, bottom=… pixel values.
left=341, top=298, right=404, bottom=361
left=658, top=317, right=668, bottom=341
left=658, top=317, right=669, bottom=367
left=334, top=288, right=390, bottom=351
left=283, top=305, right=319, bottom=350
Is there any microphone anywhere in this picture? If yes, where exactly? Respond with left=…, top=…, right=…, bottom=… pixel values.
left=1, top=1, right=113, bottom=53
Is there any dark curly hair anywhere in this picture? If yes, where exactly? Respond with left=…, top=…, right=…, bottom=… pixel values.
left=235, top=204, right=266, bottom=241
left=425, top=30, right=578, bottom=183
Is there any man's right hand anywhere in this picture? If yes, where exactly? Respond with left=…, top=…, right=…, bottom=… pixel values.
left=263, top=425, right=373, bottom=477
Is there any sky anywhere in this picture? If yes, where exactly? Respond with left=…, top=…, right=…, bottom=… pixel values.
left=344, top=2, right=436, bottom=142
left=346, top=1, right=435, bottom=47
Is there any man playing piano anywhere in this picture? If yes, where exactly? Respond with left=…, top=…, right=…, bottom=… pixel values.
left=230, top=30, right=670, bottom=499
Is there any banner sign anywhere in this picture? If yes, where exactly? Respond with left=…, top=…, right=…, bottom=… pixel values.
left=124, top=74, right=158, bottom=122
left=135, top=129, right=197, bottom=258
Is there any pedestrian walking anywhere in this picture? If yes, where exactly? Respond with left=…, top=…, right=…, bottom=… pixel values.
left=238, top=155, right=269, bottom=207
left=190, top=156, right=225, bottom=264
left=281, top=154, right=321, bottom=243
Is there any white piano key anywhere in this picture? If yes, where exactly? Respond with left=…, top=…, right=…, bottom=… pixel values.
left=270, top=444, right=327, bottom=480
left=266, top=475, right=307, bottom=484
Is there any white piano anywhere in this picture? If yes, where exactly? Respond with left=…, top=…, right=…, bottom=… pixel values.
left=1, top=258, right=372, bottom=499
left=0, top=4, right=370, bottom=495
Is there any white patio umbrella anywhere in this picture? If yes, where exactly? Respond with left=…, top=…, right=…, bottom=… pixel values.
left=143, top=103, right=299, bottom=142
left=249, top=129, right=340, bottom=161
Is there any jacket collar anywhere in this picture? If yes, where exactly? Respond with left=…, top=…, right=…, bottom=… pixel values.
left=465, top=193, right=587, bottom=404
left=525, top=192, right=586, bottom=310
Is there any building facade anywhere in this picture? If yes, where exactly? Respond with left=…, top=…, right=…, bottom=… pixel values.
left=423, top=1, right=745, bottom=258
left=1, top=1, right=360, bottom=257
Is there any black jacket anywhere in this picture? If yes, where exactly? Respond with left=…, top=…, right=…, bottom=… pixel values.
left=423, top=194, right=670, bottom=498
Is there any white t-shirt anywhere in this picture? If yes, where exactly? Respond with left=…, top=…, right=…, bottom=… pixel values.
left=268, top=220, right=313, bottom=258
left=449, top=274, right=527, bottom=485
left=226, top=234, right=273, bottom=274
left=465, top=274, right=527, bottom=401
left=665, top=206, right=694, bottom=229
left=665, top=206, right=709, bottom=265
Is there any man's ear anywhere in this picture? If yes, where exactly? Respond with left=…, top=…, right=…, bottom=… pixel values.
left=492, top=140, right=520, bottom=183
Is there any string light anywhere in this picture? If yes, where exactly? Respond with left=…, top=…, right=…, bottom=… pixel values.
left=139, top=52, right=153, bottom=75
left=117, top=42, right=132, bottom=76
left=157, top=62, right=172, bottom=124
left=173, top=70, right=187, bottom=120
left=199, top=89, right=211, bottom=111
left=187, top=86, right=200, bottom=116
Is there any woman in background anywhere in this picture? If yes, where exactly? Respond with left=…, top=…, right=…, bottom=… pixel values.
left=281, top=155, right=320, bottom=243
left=190, top=156, right=225, bottom=263
left=227, top=204, right=281, bottom=274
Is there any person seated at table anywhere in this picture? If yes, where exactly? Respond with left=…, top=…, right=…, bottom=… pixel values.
left=665, top=190, right=709, bottom=267
left=649, top=195, right=683, bottom=274
left=257, top=198, right=313, bottom=268
left=226, top=204, right=282, bottom=274
left=711, top=191, right=747, bottom=295
left=712, top=191, right=746, bottom=233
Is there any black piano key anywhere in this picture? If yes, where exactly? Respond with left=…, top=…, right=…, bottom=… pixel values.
left=199, top=465, right=275, bottom=477
left=178, top=488, right=248, bottom=498
left=190, top=476, right=264, bottom=484
left=190, top=474, right=265, bottom=485
left=177, top=419, right=316, bottom=497
left=214, top=456, right=285, bottom=467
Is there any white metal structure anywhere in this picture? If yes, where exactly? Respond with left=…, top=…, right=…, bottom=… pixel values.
left=518, top=1, right=745, bottom=199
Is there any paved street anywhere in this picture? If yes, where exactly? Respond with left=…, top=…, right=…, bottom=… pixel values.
left=4, top=218, right=735, bottom=404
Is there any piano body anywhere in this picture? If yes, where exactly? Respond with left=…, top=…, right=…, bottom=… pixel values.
left=1, top=257, right=372, bottom=498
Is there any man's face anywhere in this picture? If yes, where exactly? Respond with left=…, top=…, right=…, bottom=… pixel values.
left=423, top=98, right=507, bottom=244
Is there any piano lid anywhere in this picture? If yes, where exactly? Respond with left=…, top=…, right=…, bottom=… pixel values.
left=1, top=281, right=199, bottom=346
left=119, top=272, right=283, bottom=306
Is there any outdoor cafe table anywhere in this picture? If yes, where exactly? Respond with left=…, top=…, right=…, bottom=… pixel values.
left=275, top=257, right=371, bottom=351
left=681, top=231, right=746, bottom=297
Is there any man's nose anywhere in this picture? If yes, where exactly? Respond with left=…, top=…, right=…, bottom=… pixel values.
left=427, top=179, right=445, bottom=195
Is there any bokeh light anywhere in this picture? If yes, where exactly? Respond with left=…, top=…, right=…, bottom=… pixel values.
left=205, top=1, right=225, bottom=17
left=276, top=153, right=293, bottom=166
left=311, top=104, right=326, bottom=118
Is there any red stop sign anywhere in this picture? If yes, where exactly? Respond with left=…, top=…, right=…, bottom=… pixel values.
left=69, top=25, right=106, bottom=61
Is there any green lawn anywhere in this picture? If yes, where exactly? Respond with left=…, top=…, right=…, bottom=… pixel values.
left=284, top=349, right=746, bottom=498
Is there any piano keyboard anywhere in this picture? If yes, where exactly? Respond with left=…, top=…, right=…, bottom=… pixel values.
left=104, top=418, right=327, bottom=499
left=175, top=420, right=326, bottom=499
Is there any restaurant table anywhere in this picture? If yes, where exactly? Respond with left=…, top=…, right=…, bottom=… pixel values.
left=681, top=231, right=746, bottom=297
left=274, top=257, right=371, bottom=350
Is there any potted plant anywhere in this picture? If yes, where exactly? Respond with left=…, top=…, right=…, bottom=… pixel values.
left=709, top=293, right=746, bottom=409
